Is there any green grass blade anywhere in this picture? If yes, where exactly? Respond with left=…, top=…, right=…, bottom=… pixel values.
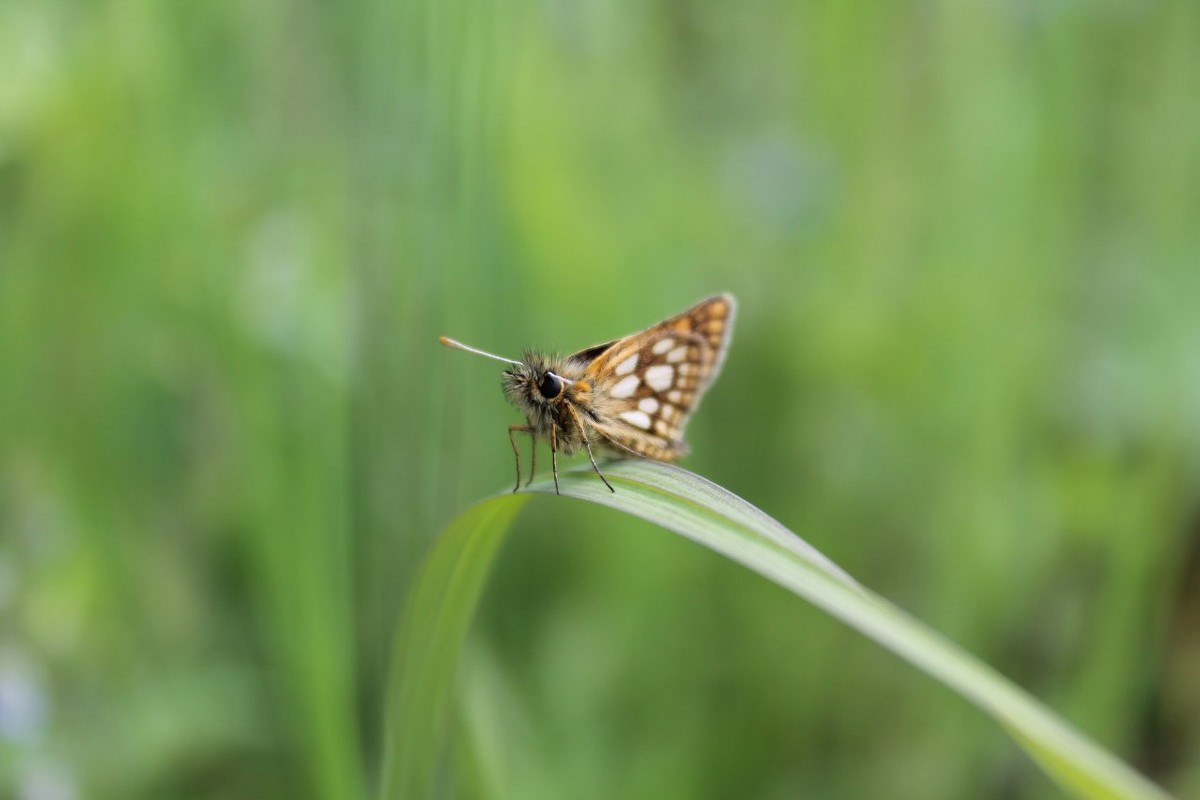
left=380, top=494, right=530, bottom=800
left=381, top=460, right=1173, bottom=800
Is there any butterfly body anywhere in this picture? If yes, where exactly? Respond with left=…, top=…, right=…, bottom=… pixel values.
left=501, top=351, right=595, bottom=458
left=443, top=294, right=735, bottom=494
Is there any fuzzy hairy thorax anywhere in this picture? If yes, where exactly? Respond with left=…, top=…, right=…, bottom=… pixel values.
left=501, top=351, right=594, bottom=456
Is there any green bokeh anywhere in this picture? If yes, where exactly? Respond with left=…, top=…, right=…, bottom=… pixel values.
left=1, top=1, right=1198, bottom=799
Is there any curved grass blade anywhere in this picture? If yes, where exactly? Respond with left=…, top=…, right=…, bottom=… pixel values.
left=380, top=494, right=530, bottom=800
left=381, top=460, right=1173, bottom=800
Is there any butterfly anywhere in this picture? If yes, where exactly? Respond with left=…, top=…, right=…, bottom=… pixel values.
left=440, top=294, right=736, bottom=494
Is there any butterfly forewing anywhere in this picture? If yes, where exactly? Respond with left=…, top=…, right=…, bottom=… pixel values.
left=570, top=294, right=736, bottom=461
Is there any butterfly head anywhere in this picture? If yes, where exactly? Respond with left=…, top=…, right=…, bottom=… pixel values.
left=503, top=352, right=575, bottom=410
left=438, top=337, right=579, bottom=413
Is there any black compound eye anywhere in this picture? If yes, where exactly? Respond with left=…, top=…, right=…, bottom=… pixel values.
left=538, top=372, right=564, bottom=399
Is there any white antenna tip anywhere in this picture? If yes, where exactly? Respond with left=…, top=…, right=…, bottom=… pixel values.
left=438, top=335, right=523, bottom=367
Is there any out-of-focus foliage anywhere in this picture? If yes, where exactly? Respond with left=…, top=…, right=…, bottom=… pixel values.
left=1, top=1, right=1197, bottom=799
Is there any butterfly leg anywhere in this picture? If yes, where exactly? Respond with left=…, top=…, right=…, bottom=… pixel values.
left=566, top=404, right=614, bottom=493
left=550, top=423, right=562, bottom=495
left=508, top=425, right=532, bottom=493
left=525, top=431, right=538, bottom=487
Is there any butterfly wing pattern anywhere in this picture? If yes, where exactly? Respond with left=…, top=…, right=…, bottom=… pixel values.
left=567, top=293, right=736, bottom=462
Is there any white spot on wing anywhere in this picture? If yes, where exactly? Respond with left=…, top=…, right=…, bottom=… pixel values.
left=615, top=354, right=639, bottom=375
left=619, top=410, right=652, bottom=429
left=610, top=374, right=640, bottom=398
left=652, top=338, right=675, bottom=355
left=645, top=364, right=674, bottom=391
left=667, top=390, right=682, bottom=403
left=666, top=345, right=689, bottom=363
left=638, top=397, right=659, bottom=413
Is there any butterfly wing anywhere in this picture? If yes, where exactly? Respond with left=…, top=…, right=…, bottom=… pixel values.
left=566, top=294, right=736, bottom=461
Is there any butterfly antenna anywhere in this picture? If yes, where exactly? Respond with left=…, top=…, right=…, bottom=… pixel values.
left=438, top=336, right=523, bottom=367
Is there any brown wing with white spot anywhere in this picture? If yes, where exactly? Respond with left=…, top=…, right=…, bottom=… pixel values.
left=568, top=294, right=736, bottom=461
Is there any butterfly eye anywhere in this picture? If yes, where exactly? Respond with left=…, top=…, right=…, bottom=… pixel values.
left=538, top=373, right=564, bottom=399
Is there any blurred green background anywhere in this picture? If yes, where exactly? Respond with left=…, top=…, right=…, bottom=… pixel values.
left=2, top=1, right=1199, bottom=798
